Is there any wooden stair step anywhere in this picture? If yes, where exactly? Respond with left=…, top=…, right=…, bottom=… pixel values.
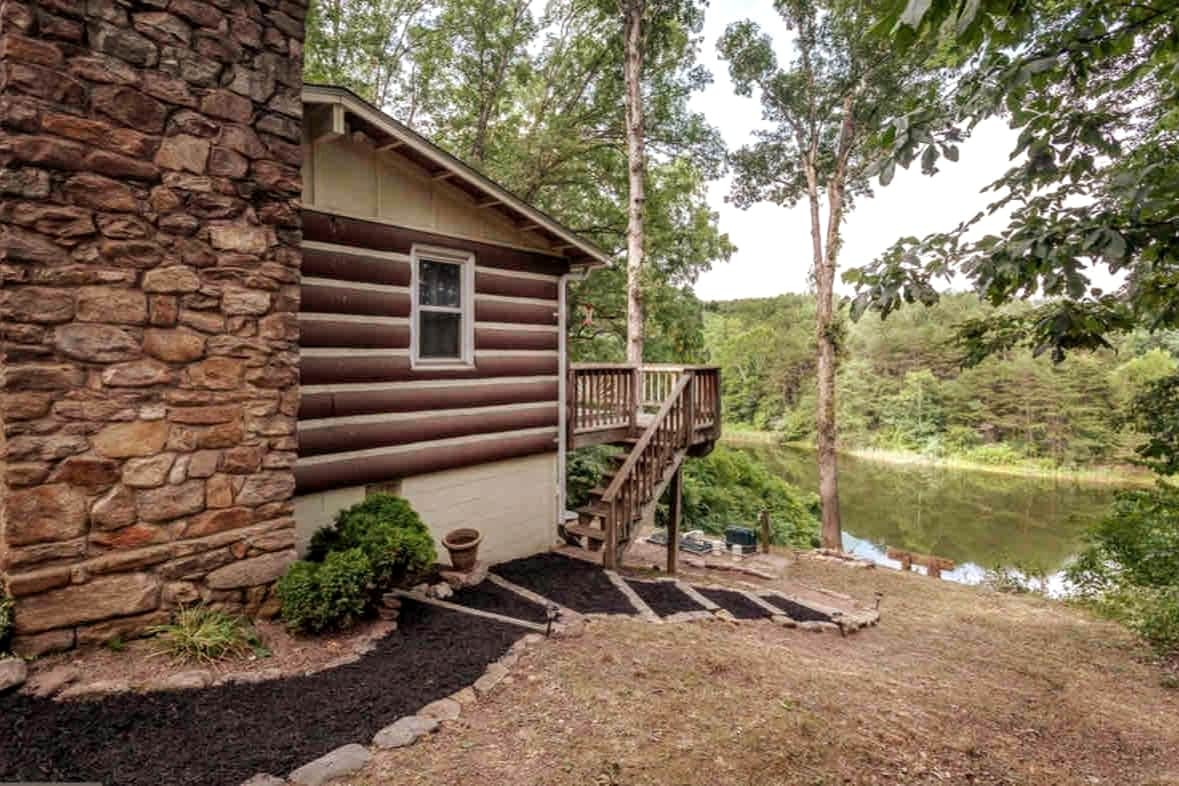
left=563, top=522, right=607, bottom=541
left=578, top=501, right=611, bottom=518
left=578, top=500, right=644, bottom=523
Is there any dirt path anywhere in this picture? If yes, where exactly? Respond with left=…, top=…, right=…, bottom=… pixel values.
left=355, top=555, right=1179, bottom=785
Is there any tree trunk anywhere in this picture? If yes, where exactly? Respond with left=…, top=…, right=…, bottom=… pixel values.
left=814, top=227, right=842, bottom=551
left=814, top=93, right=856, bottom=552
left=622, top=0, right=646, bottom=365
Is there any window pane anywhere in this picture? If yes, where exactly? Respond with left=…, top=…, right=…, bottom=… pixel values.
left=419, top=260, right=462, bottom=307
left=419, top=311, right=462, bottom=358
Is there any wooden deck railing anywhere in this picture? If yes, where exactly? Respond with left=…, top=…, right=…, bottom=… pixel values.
left=598, top=371, right=696, bottom=557
left=569, top=364, right=720, bottom=448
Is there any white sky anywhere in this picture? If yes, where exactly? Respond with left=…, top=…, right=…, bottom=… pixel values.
left=688, top=0, right=1019, bottom=301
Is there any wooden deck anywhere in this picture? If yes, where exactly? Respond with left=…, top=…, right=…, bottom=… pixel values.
left=565, top=364, right=721, bottom=569
left=568, top=364, right=721, bottom=450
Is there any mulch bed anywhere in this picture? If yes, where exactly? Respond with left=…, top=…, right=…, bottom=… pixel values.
left=0, top=602, right=520, bottom=786
left=626, top=580, right=704, bottom=618
left=696, top=587, right=773, bottom=620
left=491, top=553, right=635, bottom=615
left=451, top=581, right=550, bottom=624
left=762, top=594, right=833, bottom=622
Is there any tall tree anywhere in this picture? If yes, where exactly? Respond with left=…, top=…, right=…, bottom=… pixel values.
left=718, top=0, right=944, bottom=549
left=418, top=0, right=536, bottom=165
left=304, top=0, right=435, bottom=117
left=621, top=0, right=648, bottom=364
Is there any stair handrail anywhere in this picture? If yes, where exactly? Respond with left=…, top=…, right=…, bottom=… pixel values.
left=600, top=370, right=695, bottom=505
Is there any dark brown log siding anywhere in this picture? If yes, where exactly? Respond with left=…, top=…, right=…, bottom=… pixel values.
left=300, top=319, right=411, bottom=349
left=303, top=245, right=412, bottom=286
left=303, top=210, right=572, bottom=277
left=298, top=209, right=568, bottom=491
left=301, top=282, right=411, bottom=318
left=300, top=379, right=559, bottom=419
left=300, top=353, right=558, bottom=385
left=474, top=299, right=557, bottom=326
left=299, top=406, right=558, bottom=456
left=475, top=327, right=558, bottom=351
left=295, top=430, right=558, bottom=494
left=476, top=270, right=559, bottom=300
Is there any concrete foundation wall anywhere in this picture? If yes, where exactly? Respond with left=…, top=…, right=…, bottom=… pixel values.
left=294, top=452, right=559, bottom=567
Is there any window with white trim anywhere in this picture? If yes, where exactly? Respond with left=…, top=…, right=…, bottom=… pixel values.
left=410, top=245, right=475, bottom=367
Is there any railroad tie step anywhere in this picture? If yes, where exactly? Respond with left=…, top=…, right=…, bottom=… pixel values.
left=604, top=571, right=660, bottom=622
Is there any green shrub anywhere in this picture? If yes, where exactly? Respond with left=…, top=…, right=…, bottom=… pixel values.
left=1068, top=483, right=1179, bottom=655
left=663, top=445, right=820, bottom=548
left=309, top=494, right=436, bottom=587
left=962, top=442, right=1025, bottom=466
left=277, top=548, right=374, bottom=634
left=148, top=606, right=265, bottom=663
left=566, top=445, right=620, bottom=509
left=0, top=591, right=13, bottom=653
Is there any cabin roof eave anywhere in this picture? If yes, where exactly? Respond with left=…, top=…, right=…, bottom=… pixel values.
left=302, top=83, right=612, bottom=274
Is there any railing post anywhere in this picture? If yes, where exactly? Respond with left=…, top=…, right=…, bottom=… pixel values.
left=604, top=499, right=619, bottom=569
left=683, top=371, right=695, bottom=446
left=629, top=366, right=641, bottom=430
left=667, top=465, right=683, bottom=575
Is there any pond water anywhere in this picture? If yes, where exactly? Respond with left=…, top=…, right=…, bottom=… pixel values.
left=737, top=445, right=1125, bottom=595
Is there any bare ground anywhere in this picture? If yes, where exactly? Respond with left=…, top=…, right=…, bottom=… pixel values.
left=348, top=554, right=1179, bottom=786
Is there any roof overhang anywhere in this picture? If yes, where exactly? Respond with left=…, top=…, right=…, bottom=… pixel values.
left=303, top=84, right=611, bottom=273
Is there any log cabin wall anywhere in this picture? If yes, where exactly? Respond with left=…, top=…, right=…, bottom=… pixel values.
left=295, top=130, right=570, bottom=562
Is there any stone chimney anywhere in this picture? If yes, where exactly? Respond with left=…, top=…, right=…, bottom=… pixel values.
left=0, top=0, right=304, bottom=655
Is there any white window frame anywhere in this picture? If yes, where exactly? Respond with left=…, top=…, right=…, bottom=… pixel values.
left=410, top=244, right=476, bottom=368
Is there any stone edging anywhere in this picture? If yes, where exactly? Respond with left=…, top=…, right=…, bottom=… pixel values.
left=235, top=573, right=880, bottom=785
left=242, top=630, right=554, bottom=786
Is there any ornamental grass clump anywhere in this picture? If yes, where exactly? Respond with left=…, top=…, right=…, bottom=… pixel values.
left=149, top=606, right=267, bottom=664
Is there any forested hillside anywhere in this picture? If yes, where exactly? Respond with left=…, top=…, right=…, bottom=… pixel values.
left=706, top=293, right=1179, bottom=469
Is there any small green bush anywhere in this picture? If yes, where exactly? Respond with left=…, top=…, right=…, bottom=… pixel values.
left=149, top=606, right=265, bottom=663
left=1068, top=483, right=1179, bottom=655
left=566, top=445, right=620, bottom=509
left=0, top=591, right=13, bottom=653
left=963, top=442, right=1025, bottom=466
left=665, top=445, right=821, bottom=548
left=277, top=548, right=374, bottom=634
left=309, top=494, right=436, bottom=587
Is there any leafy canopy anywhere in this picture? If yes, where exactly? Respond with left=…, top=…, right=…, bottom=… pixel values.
left=717, top=0, right=948, bottom=214
left=846, top=1, right=1179, bottom=363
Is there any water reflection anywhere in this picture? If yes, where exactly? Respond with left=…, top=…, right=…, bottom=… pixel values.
left=740, top=445, right=1122, bottom=595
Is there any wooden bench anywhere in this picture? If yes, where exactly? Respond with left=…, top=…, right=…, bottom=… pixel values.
left=885, top=547, right=955, bottom=579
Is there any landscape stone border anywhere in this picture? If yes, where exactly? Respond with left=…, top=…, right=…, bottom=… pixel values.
left=250, top=572, right=880, bottom=785
left=238, top=630, right=550, bottom=786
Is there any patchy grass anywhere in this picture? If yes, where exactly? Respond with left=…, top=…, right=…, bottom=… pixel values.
left=148, top=607, right=267, bottom=664
left=358, top=556, right=1179, bottom=785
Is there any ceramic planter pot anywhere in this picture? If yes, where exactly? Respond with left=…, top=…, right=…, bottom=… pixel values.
left=442, top=528, right=482, bottom=572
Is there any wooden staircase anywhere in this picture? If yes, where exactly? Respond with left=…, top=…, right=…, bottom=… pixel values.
left=565, top=365, right=721, bottom=569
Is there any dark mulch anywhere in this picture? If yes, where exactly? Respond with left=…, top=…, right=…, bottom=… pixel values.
left=762, top=594, right=833, bottom=622
left=0, top=602, right=520, bottom=786
left=697, top=587, right=772, bottom=620
left=626, top=579, right=704, bottom=618
left=451, top=581, right=550, bottom=624
left=491, top=553, right=634, bottom=615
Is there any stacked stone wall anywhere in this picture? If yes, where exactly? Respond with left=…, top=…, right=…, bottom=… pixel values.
left=0, top=0, right=304, bottom=655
